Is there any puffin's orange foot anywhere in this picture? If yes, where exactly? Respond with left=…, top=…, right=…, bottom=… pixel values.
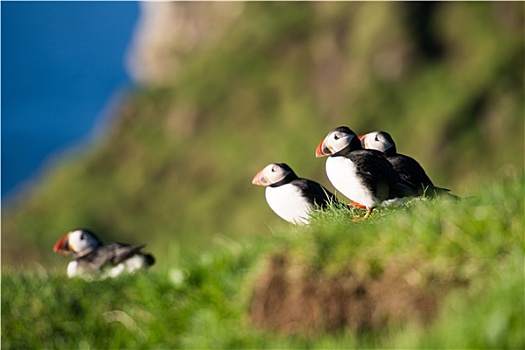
left=349, top=201, right=367, bottom=209
left=352, top=208, right=373, bottom=222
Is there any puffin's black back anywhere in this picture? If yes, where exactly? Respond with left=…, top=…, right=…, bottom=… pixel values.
left=291, top=178, right=338, bottom=208
left=387, top=153, right=456, bottom=197
left=388, top=154, right=433, bottom=189
left=75, top=243, right=155, bottom=272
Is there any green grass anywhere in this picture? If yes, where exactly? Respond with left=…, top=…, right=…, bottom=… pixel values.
left=3, top=172, right=523, bottom=349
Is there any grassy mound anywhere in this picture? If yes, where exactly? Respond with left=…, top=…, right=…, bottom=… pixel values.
left=3, top=171, right=522, bottom=349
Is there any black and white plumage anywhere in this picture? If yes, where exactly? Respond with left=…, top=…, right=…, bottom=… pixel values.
left=315, top=126, right=416, bottom=219
left=359, top=130, right=456, bottom=198
left=53, top=229, right=155, bottom=279
left=252, top=163, right=338, bottom=225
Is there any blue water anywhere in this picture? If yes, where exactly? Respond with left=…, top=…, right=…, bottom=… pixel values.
left=1, top=1, right=140, bottom=201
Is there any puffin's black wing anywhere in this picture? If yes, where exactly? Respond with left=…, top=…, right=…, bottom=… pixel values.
left=348, top=150, right=417, bottom=200
left=75, top=243, right=149, bottom=272
left=388, top=154, right=455, bottom=197
left=291, top=178, right=338, bottom=209
left=388, top=154, right=433, bottom=187
left=108, top=243, right=149, bottom=265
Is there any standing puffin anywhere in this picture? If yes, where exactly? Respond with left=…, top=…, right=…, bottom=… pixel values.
left=252, top=163, right=338, bottom=225
left=315, top=126, right=416, bottom=219
left=359, top=131, right=456, bottom=198
left=53, top=229, right=155, bottom=279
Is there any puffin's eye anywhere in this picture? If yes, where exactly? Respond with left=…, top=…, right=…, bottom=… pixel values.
left=80, top=234, right=85, bottom=240
left=375, top=134, right=380, bottom=141
left=334, top=134, right=340, bottom=140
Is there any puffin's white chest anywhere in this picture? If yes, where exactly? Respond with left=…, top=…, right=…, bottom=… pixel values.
left=325, top=156, right=378, bottom=208
left=67, top=255, right=149, bottom=279
left=265, top=184, right=312, bottom=225
left=67, top=260, right=80, bottom=278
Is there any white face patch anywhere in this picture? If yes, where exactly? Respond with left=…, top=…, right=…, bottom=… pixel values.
left=265, top=184, right=312, bottom=225
left=362, top=132, right=393, bottom=153
left=260, top=163, right=291, bottom=185
left=325, top=157, right=379, bottom=208
left=67, top=230, right=100, bottom=254
left=325, top=131, right=355, bottom=154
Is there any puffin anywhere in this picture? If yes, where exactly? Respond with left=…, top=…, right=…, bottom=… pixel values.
left=252, top=162, right=338, bottom=225
left=53, top=229, right=155, bottom=279
left=315, top=126, right=416, bottom=219
left=359, top=130, right=456, bottom=198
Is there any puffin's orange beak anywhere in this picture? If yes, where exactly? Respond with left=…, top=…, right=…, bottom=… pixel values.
left=358, top=134, right=368, bottom=148
left=252, top=169, right=269, bottom=186
left=315, top=139, right=330, bottom=157
left=53, top=234, right=71, bottom=255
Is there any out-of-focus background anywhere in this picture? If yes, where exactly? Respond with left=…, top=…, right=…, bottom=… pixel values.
left=2, top=2, right=523, bottom=269
left=2, top=1, right=139, bottom=199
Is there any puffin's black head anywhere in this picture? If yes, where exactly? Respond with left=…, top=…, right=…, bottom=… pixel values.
left=359, top=131, right=397, bottom=156
left=333, top=126, right=354, bottom=134
left=316, top=126, right=363, bottom=157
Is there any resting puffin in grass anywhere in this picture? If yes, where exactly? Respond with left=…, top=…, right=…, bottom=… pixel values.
left=315, top=126, right=417, bottom=220
left=252, top=162, right=338, bottom=225
left=359, top=130, right=457, bottom=198
left=53, top=229, right=155, bottom=279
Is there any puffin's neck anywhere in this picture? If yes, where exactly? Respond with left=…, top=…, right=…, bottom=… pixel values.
left=334, top=136, right=363, bottom=157
left=383, top=145, right=397, bottom=156
left=73, top=245, right=100, bottom=259
left=269, top=172, right=299, bottom=187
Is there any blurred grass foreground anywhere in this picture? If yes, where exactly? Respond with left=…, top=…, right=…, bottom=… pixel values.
left=2, top=2, right=524, bottom=349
